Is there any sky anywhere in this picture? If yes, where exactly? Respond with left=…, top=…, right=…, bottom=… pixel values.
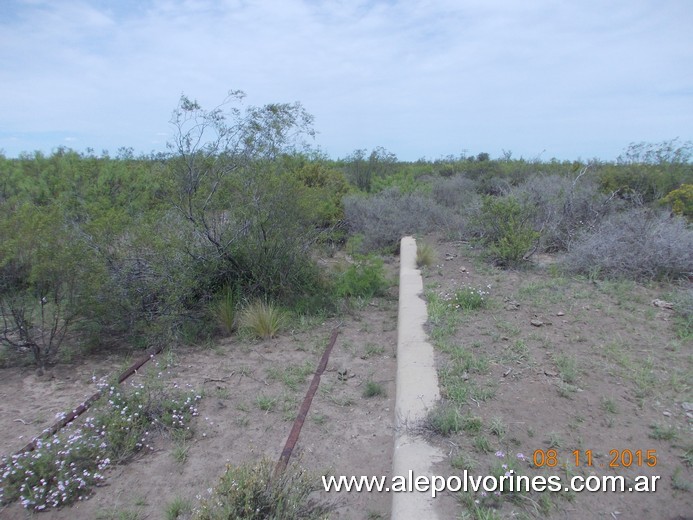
left=1, top=0, right=691, bottom=162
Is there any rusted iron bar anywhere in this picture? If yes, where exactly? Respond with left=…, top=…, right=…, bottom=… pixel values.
left=274, top=328, right=339, bottom=478
left=10, top=343, right=164, bottom=457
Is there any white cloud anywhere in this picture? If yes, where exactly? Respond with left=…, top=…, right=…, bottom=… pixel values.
left=0, top=0, right=691, bottom=159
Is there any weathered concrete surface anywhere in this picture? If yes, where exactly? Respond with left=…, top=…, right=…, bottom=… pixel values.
left=391, top=236, right=445, bottom=519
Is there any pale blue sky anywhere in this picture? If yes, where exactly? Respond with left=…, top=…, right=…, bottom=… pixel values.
left=1, top=0, right=691, bottom=161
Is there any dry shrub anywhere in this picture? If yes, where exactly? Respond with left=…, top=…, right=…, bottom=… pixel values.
left=562, top=208, right=693, bottom=280
left=430, top=175, right=479, bottom=208
left=343, top=188, right=451, bottom=252
left=509, top=173, right=618, bottom=252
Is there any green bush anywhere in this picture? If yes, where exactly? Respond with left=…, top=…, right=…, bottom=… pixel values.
left=474, top=195, right=540, bottom=266
left=334, top=255, right=388, bottom=298
left=662, top=184, right=693, bottom=219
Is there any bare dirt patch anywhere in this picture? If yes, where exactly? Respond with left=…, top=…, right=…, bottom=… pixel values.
left=1, top=284, right=399, bottom=519
left=421, top=233, right=692, bottom=519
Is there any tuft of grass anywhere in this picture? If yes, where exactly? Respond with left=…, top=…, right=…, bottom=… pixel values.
left=461, top=414, right=483, bottom=433
left=267, top=362, right=314, bottom=392
left=240, top=300, right=286, bottom=339
left=426, top=402, right=463, bottom=436
left=472, top=435, right=493, bottom=454
left=681, top=444, right=693, bottom=467
left=211, top=286, right=237, bottom=335
left=256, top=394, right=277, bottom=412
left=671, top=467, right=691, bottom=492
left=600, top=396, right=618, bottom=414
left=489, top=417, right=506, bottom=438
left=334, top=254, right=388, bottom=299
left=548, top=432, right=564, bottom=449
left=172, top=441, right=190, bottom=465
left=649, top=423, right=677, bottom=441
left=554, top=353, right=579, bottom=384
left=165, top=496, right=193, bottom=520
left=193, top=459, right=331, bottom=520
left=362, top=343, right=385, bottom=359
left=416, top=241, right=437, bottom=268
left=362, top=380, right=386, bottom=398
left=451, top=451, right=477, bottom=471
left=450, top=286, right=489, bottom=311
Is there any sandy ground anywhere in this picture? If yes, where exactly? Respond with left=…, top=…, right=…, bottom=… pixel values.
left=420, top=234, right=692, bottom=520
left=0, top=282, right=399, bottom=519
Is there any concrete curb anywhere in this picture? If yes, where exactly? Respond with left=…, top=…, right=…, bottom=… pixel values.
left=391, top=236, right=444, bottom=519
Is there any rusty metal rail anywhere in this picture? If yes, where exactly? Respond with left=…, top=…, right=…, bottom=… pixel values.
left=274, top=328, right=339, bottom=477
left=9, top=344, right=164, bottom=458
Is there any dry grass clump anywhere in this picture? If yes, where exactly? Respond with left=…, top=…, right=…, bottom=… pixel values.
left=416, top=241, right=437, bottom=268
left=193, top=459, right=331, bottom=520
left=240, top=300, right=286, bottom=339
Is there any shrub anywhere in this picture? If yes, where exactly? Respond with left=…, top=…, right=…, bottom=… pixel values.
left=193, top=459, right=331, bottom=520
left=430, top=175, right=479, bottom=209
left=240, top=300, right=286, bottom=339
left=334, top=255, right=388, bottom=299
left=662, top=184, right=693, bottom=219
left=562, top=208, right=693, bottom=280
left=508, top=172, right=617, bottom=252
left=343, top=188, right=450, bottom=253
left=0, top=202, right=95, bottom=369
left=599, top=139, right=693, bottom=203
left=474, top=195, right=540, bottom=266
left=289, top=160, right=352, bottom=226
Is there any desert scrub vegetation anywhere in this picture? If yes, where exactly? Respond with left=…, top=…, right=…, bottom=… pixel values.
left=343, top=188, right=450, bottom=253
left=473, top=195, right=541, bottom=266
left=0, top=92, right=347, bottom=367
left=562, top=208, right=693, bottom=280
left=333, top=254, right=389, bottom=298
left=192, top=459, right=330, bottom=519
left=0, top=371, right=201, bottom=511
left=1, top=128, right=691, bottom=372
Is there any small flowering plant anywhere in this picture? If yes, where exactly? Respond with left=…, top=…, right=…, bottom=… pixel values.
left=444, top=285, right=490, bottom=311
left=0, top=376, right=201, bottom=511
left=473, top=451, right=532, bottom=509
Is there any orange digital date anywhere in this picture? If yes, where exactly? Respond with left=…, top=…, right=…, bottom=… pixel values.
left=532, top=449, right=657, bottom=468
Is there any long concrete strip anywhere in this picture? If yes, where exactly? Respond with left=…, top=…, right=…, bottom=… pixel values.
left=391, top=236, right=445, bottom=519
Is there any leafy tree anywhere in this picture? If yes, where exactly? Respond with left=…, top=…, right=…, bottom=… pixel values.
left=343, top=147, right=398, bottom=192
left=166, top=91, right=324, bottom=303
left=0, top=203, right=95, bottom=369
